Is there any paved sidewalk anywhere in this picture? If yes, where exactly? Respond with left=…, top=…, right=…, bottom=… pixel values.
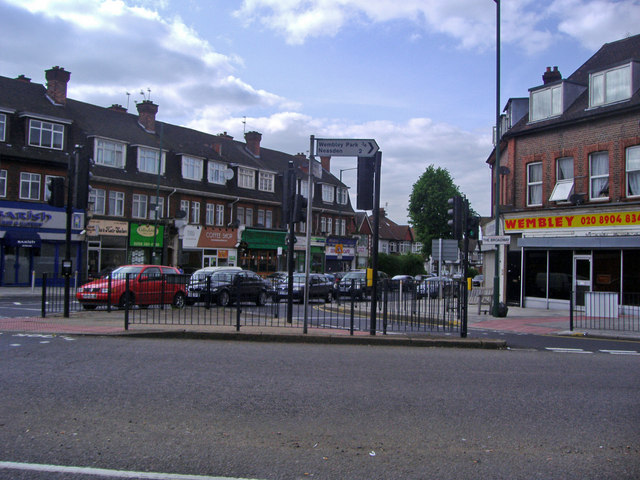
left=1, top=286, right=638, bottom=343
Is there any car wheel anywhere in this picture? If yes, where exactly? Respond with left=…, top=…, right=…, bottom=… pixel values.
left=217, top=290, right=230, bottom=307
left=256, top=291, right=267, bottom=306
left=118, top=291, right=134, bottom=309
left=81, top=304, right=97, bottom=310
left=173, top=292, right=186, bottom=309
left=325, top=291, right=333, bottom=303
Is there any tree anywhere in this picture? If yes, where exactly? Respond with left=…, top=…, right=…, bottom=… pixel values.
left=408, top=165, right=461, bottom=257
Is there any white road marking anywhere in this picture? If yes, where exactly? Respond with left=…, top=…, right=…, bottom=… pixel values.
left=545, top=347, right=592, bottom=354
left=599, top=349, right=640, bottom=356
left=0, top=461, right=262, bottom=480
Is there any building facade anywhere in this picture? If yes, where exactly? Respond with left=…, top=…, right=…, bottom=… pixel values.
left=0, top=66, right=356, bottom=285
left=486, top=35, right=640, bottom=310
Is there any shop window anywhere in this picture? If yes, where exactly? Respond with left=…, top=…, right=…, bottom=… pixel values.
left=623, top=250, right=640, bottom=298
left=548, top=251, right=572, bottom=300
left=524, top=250, right=547, bottom=298
left=593, top=250, right=620, bottom=293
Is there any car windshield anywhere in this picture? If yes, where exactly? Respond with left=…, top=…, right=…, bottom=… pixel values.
left=191, top=270, right=213, bottom=280
left=111, top=266, right=143, bottom=276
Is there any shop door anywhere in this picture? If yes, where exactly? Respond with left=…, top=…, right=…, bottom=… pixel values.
left=573, top=255, right=592, bottom=307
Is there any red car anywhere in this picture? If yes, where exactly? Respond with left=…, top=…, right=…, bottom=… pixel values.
left=76, top=265, right=187, bottom=310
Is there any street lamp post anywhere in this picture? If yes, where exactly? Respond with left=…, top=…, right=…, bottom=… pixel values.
left=492, top=0, right=502, bottom=316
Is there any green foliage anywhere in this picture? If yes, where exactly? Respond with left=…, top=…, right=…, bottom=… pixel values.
left=377, top=253, right=426, bottom=277
left=467, top=267, right=479, bottom=278
left=408, top=165, right=462, bottom=257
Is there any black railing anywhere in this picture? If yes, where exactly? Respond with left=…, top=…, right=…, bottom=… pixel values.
left=570, top=291, right=640, bottom=333
left=40, top=273, right=465, bottom=336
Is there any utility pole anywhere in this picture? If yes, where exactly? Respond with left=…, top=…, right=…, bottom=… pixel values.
left=492, top=0, right=502, bottom=316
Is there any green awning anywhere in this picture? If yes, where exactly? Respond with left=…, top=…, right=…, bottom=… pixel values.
left=241, top=228, right=287, bottom=250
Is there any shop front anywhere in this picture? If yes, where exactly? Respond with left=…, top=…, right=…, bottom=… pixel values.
left=128, top=222, right=165, bottom=265
left=325, top=237, right=357, bottom=272
left=293, top=235, right=326, bottom=273
left=86, top=219, right=129, bottom=279
left=240, top=227, right=286, bottom=276
left=180, top=225, right=239, bottom=271
left=504, top=209, right=640, bottom=310
left=0, top=201, right=84, bottom=286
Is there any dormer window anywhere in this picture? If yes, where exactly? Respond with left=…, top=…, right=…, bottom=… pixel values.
left=589, top=63, right=631, bottom=107
left=181, top=155, right=203, bottom=181
left=321, top=184, right=334, bottom=203
left=28, top=119, right=64, bottom=149
left=238, top=167, right=255, bottom=189
left=95, top=138, right=126, bottom=168
left=530, top=85, right=562, bottom=122
left=137, top=147, right=165, bottom=175
left=258, top=171, right=275, bottom=192
left=0, top=113, right=6, bottom=142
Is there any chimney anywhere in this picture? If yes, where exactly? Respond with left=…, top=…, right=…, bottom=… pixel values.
left=320, top=156, right=331, bottom=172
left=211, top=132, right=233, bottom=155
left=15, top=74, right=31, bottom=83
left=136, top=100, right=158, bottom=133
left=542, top=66, right=562, bottom=85
left=245, top=131, right=262, bottom=157
left=45, top=66, right=71, bottom=105
left=108, top=104, right=127, bottom=113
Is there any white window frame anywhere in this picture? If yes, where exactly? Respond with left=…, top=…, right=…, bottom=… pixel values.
left=132, top=194, right=148, bottom=219
left=530, top=85, right=562, bottom=122
left=236, top=206, right=245, bottom=225
left=206, top=203, right=215, bottom=225
left=191, top=201, right=200, bottom=224
left=89, top=188, right=106, bottom=215
left=149, top=196, right=164, bottom=220
left=265, top=210, right=273, bottom=229
left=137, top=147, right=165, bottom=175
left=337, top=187, right=348, bottom=205
left=238, top=167, right=255, bottom=189
left=527, top=162, right=542, bottom=207
left=245, top=208, right=253, bottom=227
left=299, top=180, right=309, bottom=199
left=44, top=174, right=64, bottom=203
left=589, top=63, right=632, bottom=108
left=626, top=146, right=640, bottom=198
left=549, top=157, right=574, bottom=202
left=327, top=218, right=332, bottom=234
left=0, top=113, right=6, bottom=142
left=180, top=200, right=189, bottom=220
left=19, top=172, right=40, bottom=200
left=257, top=209, right=265, bottom=226
left=0, top=170, right=6, bottom=197
left=28, top=119, right=64, bottom=150
left=258, top=172, right=275, bottom=192
left=589, top=151, right=609, bottom=200
left=320, top=217, right=327, bottom=234
left=321, top=184, right=334, bottom=203
left=182, top=155, right=203, bottom=181
left=216, top=204, right=224, bottom=226
left=109, top=191, right=125, bottom=217
left=207, top=161, right=227, bottom=185
left=95, top=138, right=126, bottom=168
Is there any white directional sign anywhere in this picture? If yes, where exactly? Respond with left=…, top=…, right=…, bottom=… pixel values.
left=482, top=235, right=511, bottom=245
left=316, top=138, right=379, bottom=157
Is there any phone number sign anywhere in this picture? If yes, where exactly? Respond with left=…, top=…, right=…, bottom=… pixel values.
left=505, top=211, right=640, bottom=232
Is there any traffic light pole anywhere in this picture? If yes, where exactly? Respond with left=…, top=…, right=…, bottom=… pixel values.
left=369, top=151, right=382, bottom=336
left=63, top=147, right=78, bottom=318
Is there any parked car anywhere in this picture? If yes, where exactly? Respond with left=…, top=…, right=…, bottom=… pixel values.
left=186, top=269, right=267, bottom=306
left=337, top=270, right=389, bottom=299
left=265, top=271, right=288, bottom=298
left=416, top=276, right=456, bottom=299
left=185, top=266, right=242, bottom=304
left=76, top=265, right=187, bottom=309
left=390, top=274, right=416, bottom=291
left=472, top=274, right=484, bottom=287
left=275, top=273, right=334, bottom=303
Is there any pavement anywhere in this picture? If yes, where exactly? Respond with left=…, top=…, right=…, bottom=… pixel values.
left=1, top=286, right=638, bottom=347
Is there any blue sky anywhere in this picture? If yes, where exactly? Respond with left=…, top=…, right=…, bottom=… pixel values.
left=2, top=0, right=639, bottom=223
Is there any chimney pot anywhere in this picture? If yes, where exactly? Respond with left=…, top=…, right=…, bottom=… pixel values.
left=542, top=65, right=562, bottom=85
left=16, top=74, right=31, bottom=83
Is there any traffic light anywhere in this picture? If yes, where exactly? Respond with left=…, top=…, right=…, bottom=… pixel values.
left=466, top=215, right=480, bottom=240
left=447, top=195, right=464, bottom=240
left=282, top=162, right=295, bottom=226
left=292, top=193, right=307, bottom=223
left=356, top=156, right=374, bottom=210
left=47, top=177, right=65, bottom=207
left=74, top=156, right=94, bottom=209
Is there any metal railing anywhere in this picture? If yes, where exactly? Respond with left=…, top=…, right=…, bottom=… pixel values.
left=570, top=291, right=640, bottom=333
left=40, top=273, right=465, bottom=336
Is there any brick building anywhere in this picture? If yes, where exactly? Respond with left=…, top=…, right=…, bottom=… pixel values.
left=485, top=34, right=640, bottom=309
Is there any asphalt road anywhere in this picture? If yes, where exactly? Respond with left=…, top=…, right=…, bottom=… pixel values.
left=1, top=334, right=639, bottom=480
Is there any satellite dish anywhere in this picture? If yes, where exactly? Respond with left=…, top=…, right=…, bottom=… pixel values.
left=224, top=169, right=234, bottom=181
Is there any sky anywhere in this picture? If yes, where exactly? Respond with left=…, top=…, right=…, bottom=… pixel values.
left=1, top=0, right=639, bottom=224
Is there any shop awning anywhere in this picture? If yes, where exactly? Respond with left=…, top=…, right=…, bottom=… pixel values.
left=241, top=228, right=286, bottom=250
left=3, top=229, right=41, bottom=248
